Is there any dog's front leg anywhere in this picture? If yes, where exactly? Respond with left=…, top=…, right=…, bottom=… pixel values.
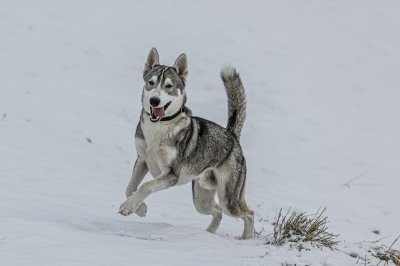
left=124, top=157, right=148, bottom=216
left=126, top=157, right=148, bottom=197
left=118, top=168, right=178, bottom=216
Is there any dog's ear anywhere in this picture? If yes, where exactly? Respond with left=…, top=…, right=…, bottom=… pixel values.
left=173, top=53, right=188, bottom=80
left=144, top=47, right=159, bottom=73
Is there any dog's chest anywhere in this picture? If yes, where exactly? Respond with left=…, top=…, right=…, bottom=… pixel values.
left=141, top=121, right=174, bottom=151
left=140, top=121, right=177, bottom=176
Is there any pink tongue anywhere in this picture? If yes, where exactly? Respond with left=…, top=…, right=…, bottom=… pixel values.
left=153, top=107, right=165, bottom=118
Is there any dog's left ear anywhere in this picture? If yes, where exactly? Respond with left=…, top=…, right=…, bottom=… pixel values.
left=173, top=53, right=188, bottom=81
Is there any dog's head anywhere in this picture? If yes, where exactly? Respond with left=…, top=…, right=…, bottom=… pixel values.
left=142, top=48, right=188, bottom=122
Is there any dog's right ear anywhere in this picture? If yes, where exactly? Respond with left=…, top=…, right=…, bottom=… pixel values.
left=144, top=47, right=159, bottom=73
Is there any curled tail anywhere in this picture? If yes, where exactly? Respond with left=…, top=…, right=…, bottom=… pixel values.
left=220, top=66, right=247, bottom=140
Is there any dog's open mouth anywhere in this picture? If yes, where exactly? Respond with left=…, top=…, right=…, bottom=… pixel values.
left=150, top=102, right=171, bottom=122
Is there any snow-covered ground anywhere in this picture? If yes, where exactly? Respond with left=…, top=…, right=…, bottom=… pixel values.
left=1, top=1, right=400, bottom=265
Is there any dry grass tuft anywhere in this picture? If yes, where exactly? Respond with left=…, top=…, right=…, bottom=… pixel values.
left=269, top=208, right=339, bottom=249
left=374, top=249, right=400, bottom=266
left=374, top=235, right=400, bottom=266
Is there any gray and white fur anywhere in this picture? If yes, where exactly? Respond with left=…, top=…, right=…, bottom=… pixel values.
left=119, top=48, right=254, bottom=239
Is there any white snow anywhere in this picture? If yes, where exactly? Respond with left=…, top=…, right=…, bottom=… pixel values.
left=1, top=0, right=400, bottom=265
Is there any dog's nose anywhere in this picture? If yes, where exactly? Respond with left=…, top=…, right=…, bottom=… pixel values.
left=149, top=97, right=160, bottom=107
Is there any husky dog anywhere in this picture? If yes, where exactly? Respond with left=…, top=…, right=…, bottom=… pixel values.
left=118, top=48, right=254, bottom=239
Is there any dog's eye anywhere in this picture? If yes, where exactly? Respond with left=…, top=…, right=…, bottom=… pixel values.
left=165, top=84, right=173, bottom=89
left=149, top=80, right=155, bottom=86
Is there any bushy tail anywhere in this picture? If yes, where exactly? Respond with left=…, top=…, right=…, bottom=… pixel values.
left=220, top=66, right=247, bottom=140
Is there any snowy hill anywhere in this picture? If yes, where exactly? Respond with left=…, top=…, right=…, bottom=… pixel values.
left=1, top=1, right=399, bottom=265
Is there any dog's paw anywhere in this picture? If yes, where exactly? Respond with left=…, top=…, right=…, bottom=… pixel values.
left=118, top=196, right=137, bottom=216
left=135, top=202, right=147, bottom=217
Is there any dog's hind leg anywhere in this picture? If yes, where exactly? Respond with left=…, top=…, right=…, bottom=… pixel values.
left=192, top=179, right=222, bottom=234
left=217, top=160, right=254, bottom=239
left=240, top=210, right=254, bottom=239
